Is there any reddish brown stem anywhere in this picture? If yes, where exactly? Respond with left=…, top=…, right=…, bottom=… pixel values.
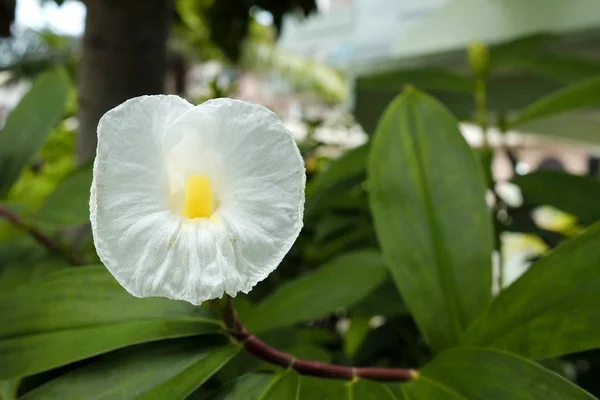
left=0, top=203, right=82, bottom=266
left=223, top=299, right=417, bottom=382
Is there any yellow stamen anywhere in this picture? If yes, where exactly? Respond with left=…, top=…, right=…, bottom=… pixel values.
left=183, top=174, right=214, bottom=219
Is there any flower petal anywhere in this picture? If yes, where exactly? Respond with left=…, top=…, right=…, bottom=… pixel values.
left=91, top=95, right=194, bottom=298
left=91, top=96, right=305, bottom=305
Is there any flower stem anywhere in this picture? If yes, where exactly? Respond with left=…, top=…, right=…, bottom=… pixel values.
left=0, top=203, right=82, bottom=266
left=222, top=298, right=417, bottom=382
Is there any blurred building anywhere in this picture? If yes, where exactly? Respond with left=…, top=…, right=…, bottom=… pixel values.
left=278, top=0, right=600, bottom=177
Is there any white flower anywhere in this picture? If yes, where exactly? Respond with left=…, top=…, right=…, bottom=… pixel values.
left=90, top=96, right=305, bottom=305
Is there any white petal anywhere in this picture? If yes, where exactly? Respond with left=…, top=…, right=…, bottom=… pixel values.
left=91, top=95, right=193, bottom=298
left=91, top=96, right=305, bottom=305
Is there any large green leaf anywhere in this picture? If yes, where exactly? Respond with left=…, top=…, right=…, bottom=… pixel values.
left=510, top=76, right=600, bottom=127
left=34, top=161, right=93, bottom=225
left=513, top=170, right=600, bottom=225
left=462, top=222, right=600, bottom=359
left=245, top=250, right=387, bottom=333
left=0, top=266, right=222, bottom=380
left=20, top=339, right=238, bottom=400
left=0, top=68, right=70, bottom=198
left=396, top=347, right=595, bottom=399
left=207, top=372, right=300, bottom=400
left=368, top=88, right=493, bottom=350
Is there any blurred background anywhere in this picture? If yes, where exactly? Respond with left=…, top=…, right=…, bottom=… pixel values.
left=2, top=0, right=600, bottom=397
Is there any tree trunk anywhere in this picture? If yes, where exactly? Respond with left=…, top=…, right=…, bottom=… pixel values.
left=77, top=0, right=172, bottom=163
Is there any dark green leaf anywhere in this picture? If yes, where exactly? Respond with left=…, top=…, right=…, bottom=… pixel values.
left=20, top=340, right=238, bottom=400
left=245, top=250, right=387, bottom=333
left=360, top=68, right=473, bottom=93
left=305, top=143, right=369, bottom=219
left=299, top=379, right=403, bottom=400
left=0, top=67, right=70, bottom=198
left=0, top=258, right=69, bottom=294
left=397, top=347, right=595, bottom=399
left=463, top=222, right=600, bottom=359
left=307, top=143, right=369, bottom=198
left=259, top=372, right=300, bottom=400
left=513, top=170, right=600, bottom=225
left=0, top=266, right=221, bottom=380
left=351, top=280, right=407, bottom=317
left=207, top=372, right=300, bottom=400
left=368, top=88, right=493, bottom=350
left=511, top=76, right=600, bottom=127
left=0, top=379, right=19, bottom=400
left=34, top=161, right=93, bottom=225
left=352, top=380, right=403, bottom=400
left=344, top=316, right=371, bottom=360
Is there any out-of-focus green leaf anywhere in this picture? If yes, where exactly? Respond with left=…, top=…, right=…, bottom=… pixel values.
left=396, top=348, right=595, bottom=399
left=351, top=280, right=407, bottom=317
left=344, top=316, right=371, bottom=360
left=368, top=88, right=493, bottom=351
left=511, top=76, right=600, bottom=127
left=353, top=380, right=404, bottom=399
left=20, top=340, right=238, bottom=400
left=0, top=266, right=222, bottom=380
left=207, top=372, right=300, bottom=400
left=0, top=67, right=70, bottom=198
left=245, top=250, right=387, bottom=333
left=0, top=257, right=68, bottom=294
left=299, top=379, right=402, bottom=400
left=305, top=143, right=369, bottom=219
left=360, top=68, right=473, bottom=93
left=259, top=372, right=300, bottom=400
left=34, top=161, right=92, bottom=225
left=0, top=379, right=19, bottom=400
left=305, top=224, right=375, bottom=264
left=513, top=171, right=600, bottom=225
left=463, top=222, right=600, bottom=360
left=205, top=374, right=272, bottom=399
left=307, top=143, right=369, bottom=197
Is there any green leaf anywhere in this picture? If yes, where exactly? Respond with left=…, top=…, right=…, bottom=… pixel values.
left=34, top=161, right=93, bottom=225
left=397, top=347, right=595, bottom=399
left=138, top=343, right=239, bottom=400
left=298, top=379, right=403, bottom=400
left=513, top=170, right=600, bottom=225
left=511, top=76, right=600, bottom=127
left=0, top=380, right=19, bottom=400
left=0, top=67, right=70, bottom=198
left=0, top=266, right=222, bottom=380
left=352, top=380, right=404, bottom=400
left=20, top=340, right=238, bottom=400
left=344, top=316, right=371, bottom=360
left=259, top=372, right=300, bottom=400
left=360, top=68, right=473, bottom=93
left=368, top=88, right=493, bottom=351
left=245, top=250, right=387, bottom=333
left=462, top=222, right=600, bottom=360
left=305, top=143, right=369, bottom=219
left=206, top=374, right=272, bottom=400
left=207, top=372, right=300, bottom=400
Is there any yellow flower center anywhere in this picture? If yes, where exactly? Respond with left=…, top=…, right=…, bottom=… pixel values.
left=182, top=174, right=214, bottom=219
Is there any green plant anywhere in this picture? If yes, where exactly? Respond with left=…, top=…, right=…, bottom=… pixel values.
left=3, top=46, right=600, bottom=399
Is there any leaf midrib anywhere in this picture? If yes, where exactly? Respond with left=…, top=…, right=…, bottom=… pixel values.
left=401, top=95, right=464, bottom=340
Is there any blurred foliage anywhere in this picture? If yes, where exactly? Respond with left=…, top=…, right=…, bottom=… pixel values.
left=4, top=6, right=600, bottom=400
left=171, top=0, right=316, bottom=62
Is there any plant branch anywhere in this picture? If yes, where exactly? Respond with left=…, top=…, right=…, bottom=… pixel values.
left=222, top=298, right=417, bottom=382
left=0, top=203, right=82, bottom=266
